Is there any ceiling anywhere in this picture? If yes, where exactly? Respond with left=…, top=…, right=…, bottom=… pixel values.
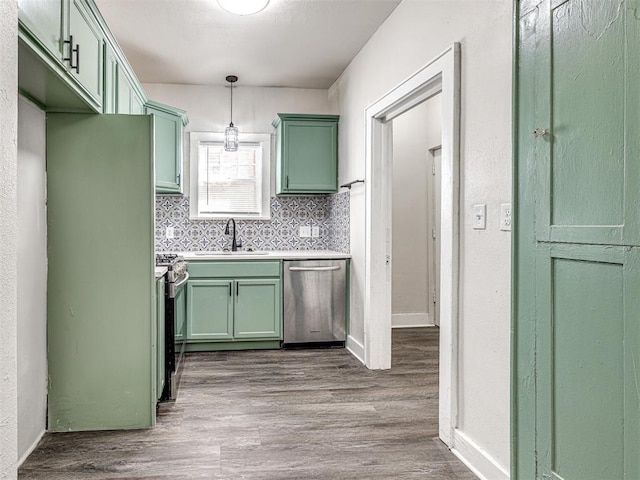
left=95, top=0, right=402, bottom=89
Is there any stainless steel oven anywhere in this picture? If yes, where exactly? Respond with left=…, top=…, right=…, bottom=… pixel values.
left=156, top=254, right=189, bottom=400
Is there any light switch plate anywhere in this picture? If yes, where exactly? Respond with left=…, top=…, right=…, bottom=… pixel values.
left=473, top=204, right=486, bottom=230
left=299, top=226, right=311, bottom=238
left=165, top=226, right=175, bottom=239
left=311, top=226, right=320, bottom=238
left=500, top=203, right=512, bottom=231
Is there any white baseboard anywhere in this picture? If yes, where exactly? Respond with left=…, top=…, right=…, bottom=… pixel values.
left=391, top=312, right=433, bottom=328
left=346, top=335, right=365, bottom=365
left=451, top=429, right=509, bottom=480
left=18, top=429, right=45, bottom=467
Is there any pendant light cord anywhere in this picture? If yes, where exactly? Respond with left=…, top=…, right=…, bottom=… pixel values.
left=230, top=80, right=233, bottom=125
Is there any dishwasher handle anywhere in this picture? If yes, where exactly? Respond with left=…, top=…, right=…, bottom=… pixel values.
left=288, top=266, right=341, bottom=272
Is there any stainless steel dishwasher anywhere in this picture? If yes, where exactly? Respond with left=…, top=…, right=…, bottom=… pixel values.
left=283, top=259, right=347, bottom=346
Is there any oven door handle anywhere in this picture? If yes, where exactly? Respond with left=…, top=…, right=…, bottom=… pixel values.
left=174, top=272, right=190, bottom=289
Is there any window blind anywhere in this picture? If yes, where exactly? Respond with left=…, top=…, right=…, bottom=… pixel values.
left=197, top=142, right=263, bottom=215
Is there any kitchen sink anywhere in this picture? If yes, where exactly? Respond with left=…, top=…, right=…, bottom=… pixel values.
left=193, top=251, right=270, bottom=256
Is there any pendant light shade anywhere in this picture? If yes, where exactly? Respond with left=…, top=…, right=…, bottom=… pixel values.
left=224, top=75, right=239, bottom=152
left=218, top=0, right=270, bottom=15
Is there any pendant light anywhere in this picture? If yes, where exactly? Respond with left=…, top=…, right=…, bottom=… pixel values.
left=224, top=75, right=239, bottom=152
left=218, top=0, right=270, bottom=15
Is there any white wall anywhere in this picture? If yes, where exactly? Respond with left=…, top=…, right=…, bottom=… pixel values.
left=143, top=83, right=337, bottom=195
left=329, top=0, right=512, bottom=476
left=392, top=96, right=442, bottom=327
left=17, top=97, right=48, bottom=464
left=0, top=1, right=19, bottom=478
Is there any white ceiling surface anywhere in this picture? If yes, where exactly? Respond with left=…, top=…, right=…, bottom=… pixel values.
left=96, top=0, right=402, bottom=89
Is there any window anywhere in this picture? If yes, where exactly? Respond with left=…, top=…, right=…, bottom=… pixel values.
left=189, top=132, right=271, bottom=220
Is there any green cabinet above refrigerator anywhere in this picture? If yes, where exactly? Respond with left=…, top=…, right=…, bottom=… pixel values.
left=18, top=0, right=104, bottom=111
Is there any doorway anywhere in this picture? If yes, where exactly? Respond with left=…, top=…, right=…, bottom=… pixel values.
left=363, top=43, right=460, bottom=447
left=391, top=97, right=442, bottom=330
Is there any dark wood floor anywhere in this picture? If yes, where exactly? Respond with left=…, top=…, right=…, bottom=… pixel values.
left=19, top=328, right=476, bottom=479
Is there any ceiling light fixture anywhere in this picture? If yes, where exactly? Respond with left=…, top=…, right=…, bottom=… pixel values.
left=217, top=0, right=270, bottom=15
left=224, top=75, right=239, bottom=152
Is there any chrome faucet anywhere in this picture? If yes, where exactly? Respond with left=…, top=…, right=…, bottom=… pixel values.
left=224, top=218, right=239, bottom=251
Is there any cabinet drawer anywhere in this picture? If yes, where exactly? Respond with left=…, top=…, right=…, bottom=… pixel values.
left=188, top=261, right=281, bottom=278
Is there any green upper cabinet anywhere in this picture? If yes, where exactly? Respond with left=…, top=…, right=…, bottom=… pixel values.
left=103, top=42, right=117, bottom=114
left=131, top=92, right=145, bottom=115
left=17, top=0, right=150, bottom=114
left=18, top=0, right=63, bottom=61
left=146, top=100, right=189, bottom=194
left=273, top=114, right=339, bottom=194
left=18, top=0, right=103, bottom=111
left=66, top=0, right=103, bottom=104
left=116, top=68, right=133, bottom=114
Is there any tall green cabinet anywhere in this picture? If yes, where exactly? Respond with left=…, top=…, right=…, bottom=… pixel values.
left=513, top=1, right=640, bottom=478
left=47, top=114, right=156, bottom=431
left=273, top=114, right=339, bottom=194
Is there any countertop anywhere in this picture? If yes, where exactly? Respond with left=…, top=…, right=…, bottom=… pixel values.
left=176, top=250, right=351, bottom=261
left=155, top=266, right=168, bottom=278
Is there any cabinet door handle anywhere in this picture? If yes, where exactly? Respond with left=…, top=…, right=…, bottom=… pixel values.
left=286, top=175, right=289, bottom=189
left=74, top=43, right=80, bottom=74
left=229, top=283, right=232, bottom=296
left=236, top=282, right=239, bottom=296
left=63, top=36, right=80, bottom=74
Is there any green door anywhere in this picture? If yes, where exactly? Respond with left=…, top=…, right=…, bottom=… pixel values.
left=186, top=279, right=233, bottom=341
left=514, top=1, right=640, bottom=478
left=234, top=279, right=281, bottom=340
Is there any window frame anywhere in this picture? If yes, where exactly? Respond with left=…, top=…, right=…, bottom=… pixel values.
left=189, top=132, right=271, bottom=220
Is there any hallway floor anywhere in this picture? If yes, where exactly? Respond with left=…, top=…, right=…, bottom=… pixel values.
left=19, top=328, right=476, bottom=479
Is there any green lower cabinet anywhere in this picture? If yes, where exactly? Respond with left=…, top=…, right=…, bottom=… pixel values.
left=234, top=279, right=281, bottom=339
left=175, top=282, right=187, bottom=341
left=186, top=261, right=282, bottom=349
left=187, top=279, right=234, bottom=341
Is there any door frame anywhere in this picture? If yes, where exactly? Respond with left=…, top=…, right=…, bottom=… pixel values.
left=363, top=43, right=460, bottom=446
left=429, top=145, right=442, bottom=327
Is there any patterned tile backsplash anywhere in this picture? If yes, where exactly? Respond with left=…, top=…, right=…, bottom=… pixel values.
left=155, top=192, right=350, bottom=253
